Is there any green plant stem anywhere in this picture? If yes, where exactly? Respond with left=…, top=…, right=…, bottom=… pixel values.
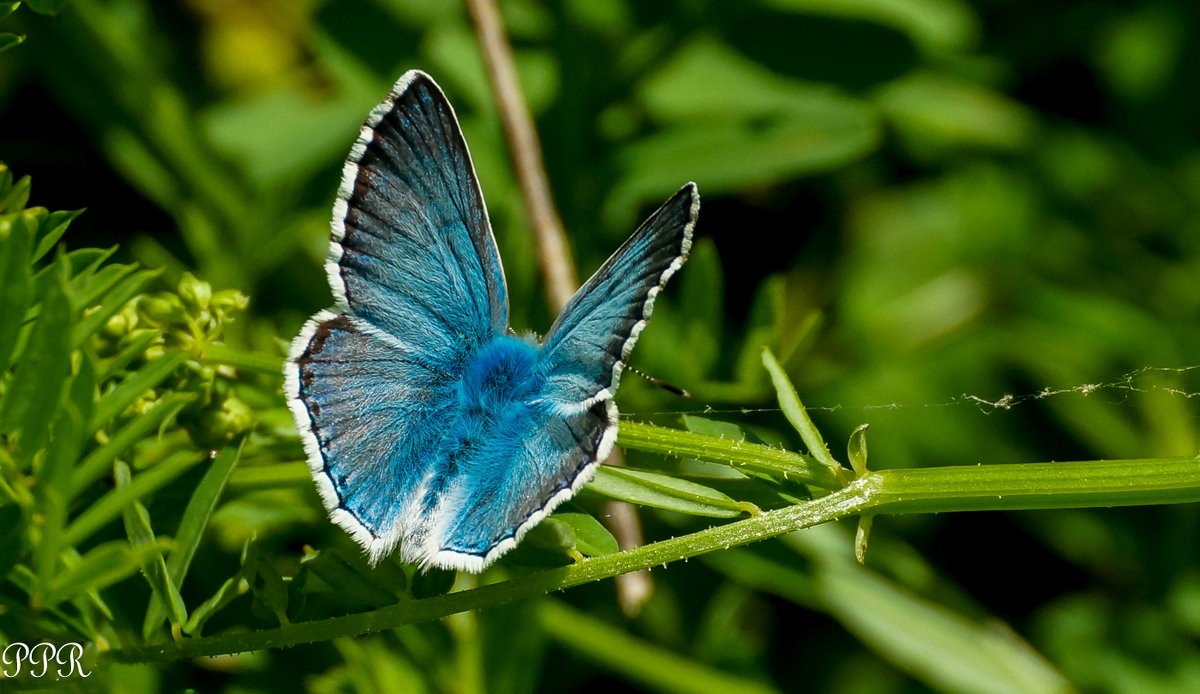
left=113, top=453, right=1200, bottom=663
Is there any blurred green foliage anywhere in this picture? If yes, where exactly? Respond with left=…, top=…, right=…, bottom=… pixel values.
left=2, top=0, right=1200, bottom=692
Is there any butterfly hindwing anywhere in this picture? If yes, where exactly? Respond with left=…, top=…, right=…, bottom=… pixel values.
left=287, top=311, right=457, bottom=557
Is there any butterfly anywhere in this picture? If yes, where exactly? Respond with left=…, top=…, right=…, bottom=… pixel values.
left=284, top=70, right=699, bottom=572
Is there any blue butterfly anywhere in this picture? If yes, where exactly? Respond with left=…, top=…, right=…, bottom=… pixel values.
left=284, top=70, right=698, bottom=572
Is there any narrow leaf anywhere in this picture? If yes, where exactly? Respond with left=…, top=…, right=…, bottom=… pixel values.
left=300, top=547, right=397, bottom=608
left=65, top=447, right=207, bottom=546
left=0, top=32, right=22, bottom=54
left=0, top=174, right=30, bottom=212
left=761, top=347, right=845, bottom=481
left=144, top=438, right=244, bottom=635
left=183, top=574, right=247, bottom=636
left=815, top=562, right=1071, bottom=694
left=553, top=512, right=619, bottom=557
left=97, top=329, right=161, bottom=381
left=538, top=600, right=781, bottom=694
left=0, top=209, right=34, bottom=372
left=847, top=424, right=870, bottom=477
left=73, top=268, right=159, bottom=345
left=88, top=350, right=187, bottom=431
left=1, top=252, right=73, bottom=461
left=0, top=3, right=20, bottom=21
left=41, top=540, right=166, bottom=609
left=0, top=503, right=27, bottom=583
left=588, top=466, right=749, bottom=518
left=681, top=414, right=747, bottom=441
left=115, top=463, right=188, bottom=634
left=32, top=208, right=83, bottom=262
left=618, top=420, right=840, bottom=489
left=22, top=0, right=66, bottom=14
left=70, top=392, right=194, bottom=496
left=244, top=542, right=289, bottom=625
left=69, top=262, right=133, bottom=310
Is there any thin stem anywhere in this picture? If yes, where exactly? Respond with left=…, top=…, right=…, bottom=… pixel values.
left=112, top=454, right=1200, bottom=662
left=464, top=0, right=578, bottom=311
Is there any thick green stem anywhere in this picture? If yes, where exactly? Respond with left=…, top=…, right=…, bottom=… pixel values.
left=113, top=453, right=1200, bottom=663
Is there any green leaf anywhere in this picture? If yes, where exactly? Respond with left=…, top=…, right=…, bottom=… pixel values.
left=143, top=439, right=244, bottom=635
left=183, top=573, right=247, bottom=636
left=0, top=174, right=30, bottom=213
left=299, top=547, right=397, bottom=609
left=588, top=466, right=749, bottom=518
left=0, top=32, right=24, bottom=53
left=0, top=502, right=27, bottom=583
left=89, top=350, right=188, bottom=431
left=847, top=424, right=870, bottom=477
left=0, top=253, right=73, bottom=461
left=115, top=463, right=188, bottom=636
left=23, top=0, right=66, bottom=14
left=552, top=512, right=619, bottom=557
left=0, top=209, right=34, bottom=372
left=243, top=542, right=289, bottom=625
left=41, top=539, right=166, bottom=609
left=70, top=391, right=194, bottom=497
left=32, top=208, right=83, bottom=262
left=65, top=446, right=207, bottom=546
left=165, top=440, right=242, bottom=583
left=681, top=414, right=747, bottom=441
left=815, top=562, right=1071, bottom=694
left=538, top=600, right=781, bottom=694
left=617, top=420, right=839, bottom=489
left=72, top=268, right=158, bottom=345
left=761, top=347, right=844, bottom=481
left=38, top=363, right=90, bottom=522
left=97, top=328, right=161, bottom=380
left=0, top=3, right=20, bottom=21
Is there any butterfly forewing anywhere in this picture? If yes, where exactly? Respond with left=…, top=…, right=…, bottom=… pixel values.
left=331, top=71, right=508, bottom=345
left=539, top=184, right=699, bottom=410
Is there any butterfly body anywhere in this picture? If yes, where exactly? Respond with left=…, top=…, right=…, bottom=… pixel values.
left=286, top=70, right=698, bottom=572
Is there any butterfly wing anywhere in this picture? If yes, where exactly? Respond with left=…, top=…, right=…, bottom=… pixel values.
left=329, top=70, right=507, bottom=342
left=540, top=183, right=699, bottom=411
left=415, top=184, right=700, bottom=570
left=285, top=70, right=507, bottom=562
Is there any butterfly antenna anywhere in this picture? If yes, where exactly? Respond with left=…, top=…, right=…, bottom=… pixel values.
left=625, top=365, right=689, bottom=398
